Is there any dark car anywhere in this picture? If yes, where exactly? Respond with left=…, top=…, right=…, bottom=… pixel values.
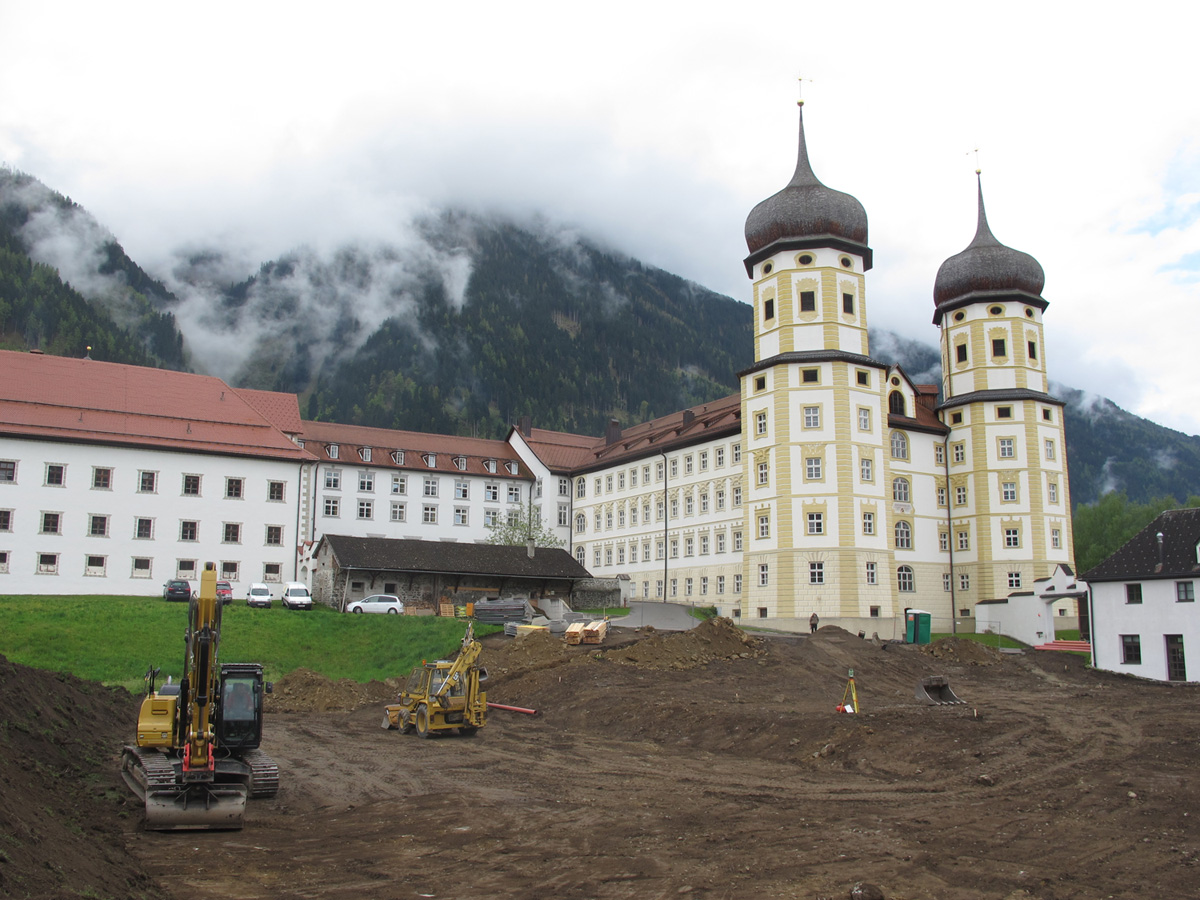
left=215, top=581, right=234, bottom=605
left=163, top=579, right=192, bottom=602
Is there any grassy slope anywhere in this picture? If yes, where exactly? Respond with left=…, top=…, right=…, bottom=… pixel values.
left=0, top=595, right=497, bottom=692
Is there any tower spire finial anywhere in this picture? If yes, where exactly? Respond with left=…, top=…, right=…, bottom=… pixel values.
left=797, top=74, right=810, bottom=107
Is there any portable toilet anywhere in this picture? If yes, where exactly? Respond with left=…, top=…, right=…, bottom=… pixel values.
left=905, top=609, right=932, bottom=645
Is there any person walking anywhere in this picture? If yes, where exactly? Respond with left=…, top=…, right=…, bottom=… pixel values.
left=809, top=612, right=819, bottom=634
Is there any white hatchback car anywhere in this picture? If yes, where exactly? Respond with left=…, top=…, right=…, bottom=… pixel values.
left=282, top=582, right=313, bottom=610
left=346, top=594, right=405, bottom=615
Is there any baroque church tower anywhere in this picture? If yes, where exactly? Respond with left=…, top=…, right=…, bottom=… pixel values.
left=933, top=175, right=1075, bottom=602
left=739, top=101, right=899, bottom=621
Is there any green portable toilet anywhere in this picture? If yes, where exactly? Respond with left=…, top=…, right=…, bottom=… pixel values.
left=905, top=609, right=932, bottom=645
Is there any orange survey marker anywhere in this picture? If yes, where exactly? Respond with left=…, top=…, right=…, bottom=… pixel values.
left=836, top=668, right=859, bottom=714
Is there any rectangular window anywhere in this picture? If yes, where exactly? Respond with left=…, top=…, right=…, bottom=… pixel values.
left=1008, top=571, right=1022, bottom=589
left=485, top=483, right=498, bottom=501
left=670, top=539, right=679, bottom=559
left=265, top=525, right=283, bottom=546
left=132, top=557, right=153, bottom=578
left=558, top=504, right=569, bottom=527
left=758, top=514, right=770, bottom=538
left=670, top=578, right=678, bottom=597
left=1051, top=528, right=1061, bottom=549
left=323, top=497, right=340, bottom=517
left=85, top=555, right=106, bottom=577
left=93, top=467, right=112, bottom=490
left=865, top=562, right=877, bottom=585
left=734, top=574, right=742, bottom=594
left=483, top=509, right=498, bottom=527
left=763, top=297, right=775, bottom=321
left=958, top=531, right=969, bottom=551
left=699, top=451, right=708, bottom=471
left=957, top=573, right=969, bottom=591
left=996, top=406, right=1013, bottom=419
left=325, top=469, right=341, bottom=490
left=716, top=575, right=726, bottom=594
left=424, top=478, right=439, bottom=497
left=755, top=411, right=767, bottom=435
left=454, top=507, right=469, bottom=526
left=1048, top=482, right=1059, bottom=503
left=716, top=532, right=726, bottom=553
left=715, top=447, right=725, bottom=468
left=998, top=438, right=1014, bottom=459
left=734, top=531, right=743, bottom=552
left=758, top=564, right=769, bottom=587
left=266, top=480, right=284, bottom=502
left=423, top=505, right=438, bottom=524
left=507, top=485, right=521, bottom=503
left=804, top=406, right=820, bottom=428
left=810, top=562, right=824, bottom=584
left=992, top=338, right=1007, bottom=357
left=954, top=443, right=966, bottom=463
left=935, top=444, right=945, bottom=465
left=943, top=573, right=952, bottom=592
left=1176, top=581, right=1195, bottom=602
left=805, top=457, right=822, bottom=479
left=684, top=576, right=692, bottom=595
left=716, top=490, right=725, bottom=510
left=800, top=290, right=816, bottom=312
left=842, top=292, right=854, bottom=315
left=0, top=460, right=16, bottom=483
left=862, top=512, right=874, bottom=535
left=219, top=561, right=237, bottom=581
left=226, top=477, right=244, bottom=499
left=700, top=492, right=709, bottom=513
left=139, top=471, right=157, bottom=493
left=939, top=531, right=949, bottom=551
left=223, top=523, right=241, bottom=543
left=670, top=458, right=678, bottom=478
left=700, top=534, right=709, bottom=554
left=757, top=462, right=769, bottom=485
left=802, top=368, right=818, bottom=383
left=937, top=486, right=947, bottom=507
left=860, top=458, right=873, bottom=482
left=88, top=514, right=108, bottom=537
left=41, top=512, right=61, bottom=534
left=135, top=517, right=154, bottom=539
left=606, top=475, right=613, bottom=492
left=1028, top=340, right=1038, bottom=360
left=37, top=552, right=59, bottom=574
left=45, top=463, right=65, bottom=486
left=1002, top=482, right=1017, bottom=501
left=179, top=520, right=198, bottom=541
left=1125, top=584, right=1143, bottom=604
left=264, top=563, right=282, bottom=583
left=0, top=509, right=10, bottom=532
left=454, top=481, right=469, bottom=500
left=392, top=475, right=407, bottom=495
left=1121, top=634, right=1141, bottom=665
left=807, top=512, right=823, bottom=535
left=358, top=500, right=373, bottom=519
left=1045, top=439, right=1056, bottom=460
left=858, top=408, right=870, bottom=431
left=359, top=472, right=375, bottom=492
left=684, top=456, right=693, bottom=475
left=732, top=443, right=741, bottom=463
left=956, top=486, right=968, bottom=505
left=177, top=559, right=196, bottom=579
left=1004, top=528, right=1020, bottom=548
left=955, top=343, right=968, bottom=363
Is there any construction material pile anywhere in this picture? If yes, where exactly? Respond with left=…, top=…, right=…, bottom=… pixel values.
left=603, top=616, right=763, bottom=669
left=921, top=636, right=1005, bottom=666
left=266, top=668, right=397, bottom=712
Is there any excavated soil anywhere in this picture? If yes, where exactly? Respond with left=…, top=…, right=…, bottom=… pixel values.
left=4, top=620, right=1200, bottom=899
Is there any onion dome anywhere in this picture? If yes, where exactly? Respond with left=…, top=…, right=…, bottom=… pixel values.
left=743, top=103, right=871, bottom=273
left=933, top=174, right=1045, bottom=318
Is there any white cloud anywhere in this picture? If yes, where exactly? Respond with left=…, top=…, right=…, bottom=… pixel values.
left=2, top=0, right=1199, bottom=433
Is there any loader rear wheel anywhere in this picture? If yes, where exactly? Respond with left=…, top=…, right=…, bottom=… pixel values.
left=459, top=725, right=478, bottom=737
left=415, top=704, right=431, bottom=738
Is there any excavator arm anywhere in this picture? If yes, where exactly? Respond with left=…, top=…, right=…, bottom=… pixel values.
left=180, top=566, right=221, bottom=779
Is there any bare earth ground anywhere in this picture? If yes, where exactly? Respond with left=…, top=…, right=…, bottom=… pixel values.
left=3, top=620, right=1200, bottom=900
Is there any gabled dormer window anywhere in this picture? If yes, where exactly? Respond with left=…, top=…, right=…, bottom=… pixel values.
left=422, top=453, right=436, bottom=468
left=453, top=456, right=467, bottom=471
left=328, top=444, right=339, bottom=460
left=506, top=461, right=519, bottom=475
left=359, top=447, right=372, bottom=463
left=484, top=459, right=497, bottom=474
left=391, top=450, right=404, bottom=465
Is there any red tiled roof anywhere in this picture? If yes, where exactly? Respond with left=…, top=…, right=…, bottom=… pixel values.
left=0, top=350, right=313, bottom=461
left=298, top=419, right=531, bottom=479
left=234, top=388, right=304, bottom=434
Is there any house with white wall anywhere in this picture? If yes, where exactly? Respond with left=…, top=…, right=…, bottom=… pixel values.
left=1084, top=508, right=1200, bottom=682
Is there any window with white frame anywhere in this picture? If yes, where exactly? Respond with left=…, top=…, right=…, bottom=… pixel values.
left=90, top=514, right=109, bottom=537
left=139, top=471, right=157, bottom=493
left=717, top=575, right=725, bottom=594
left=858, top=407, right=871, bottom=431
left=85, top=555, right=106, bottom=577
left=810, top=562, right=824, bottom=585
left=894, top=521, right=912, bottom=549
left=670, top=538, right=679, bottom=558
left=758, top=564, right=769, bottom=587
left=758, top=514, right=770, bottom=538
left=265, top=525, right=283, bottom=546
left=862, top=512, right=874, bottom=535
left=755, top=411, right=767, bottom=435
left=423, top=505, right=438, bottom=524
left=225, top=477, right=243, bottom=499
left=892, top=477, right=910, bottom=503
left=222, top=522, right=240, bottom=543
left=890, top=431, right=908, bottom=460
left=359, top=472, right=374, bottom=492
left=943, top=573, right=952, bottom=592
left=40, top=512, right=61, bottom=534
left=939, top=531, right=949, bottom=551
left=392, top=475, right=407, bottom=495
left=700, top=534, right=709, bottom=554
left=455, top=481, right=469, bottom=500
left=803, top=406, right=820, bottom=428
left=1048, top=482, right=1058, bottom=503
left=507, top=485, right=521, bottom=503
left=324, top=497, right=340, bottom=517
left=806, top=457, right=822, bottom=479
left=1176, top=581, right=1195, bottom=602
left=424, top=478, right=439, bottom=497
left=454, top=507, right=468, bottom=526
left=865, top=562, right=877, bottom=585
left=133, top=557, right=153, bottom=578
left=325, top=469, right=341, bottom=490
left=700, top=492, right=709, bottom=513
left=960, top=573, right=970, bottom=591
left=1008, top=571, right=1022, bottom=589
left=716, top=489, right=725, bottom=510
left=716, top=532, right=726, bottom=553
left=94, top=467, right=113, bottom=490
left=958, top=530, right=969, bottom=550
left=1002, top=482, right=1017, bottom=501
left=391, top=502, right=406, bottom=522
left=861, top=458, right=873, bottom=482
left=999, top=438, right=1015, bottom=459
left=358, top=500, right=373, bottom=519
left=558, top=504, right=569, bottom=527
left=937, top=486, right=947, bottom=507
left=1045, top=439, right=1056, bottom=460
left=757, top=462, right=769, bottom=485
left=734, top=574, right=742, bottom=593
left=956, top=485, right=967, bottom=505
left=37, top=552, right=58, bottom=574
left=1004, top=528, right=1020, bottom=548
left=715, top=447, right=725, bottom=467
left=807, top=512, right=823, bottom=535
left=685, top=537, right=694, bottom=557
left=734, top=531, right=743, bottom=552
left=897, top=566, right=914, bottom=592
left=699, top=451, right=708, bottom=471
left=684, top=455, right=693, bottom=475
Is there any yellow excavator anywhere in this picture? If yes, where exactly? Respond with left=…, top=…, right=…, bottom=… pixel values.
left=383, top=623, right=488, bottom=737
left=121, top=563, right=278, bottom=830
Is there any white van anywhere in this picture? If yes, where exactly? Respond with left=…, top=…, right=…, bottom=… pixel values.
left=282, top=582, right=313, bottom=610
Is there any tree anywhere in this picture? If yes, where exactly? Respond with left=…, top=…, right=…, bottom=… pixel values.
left=484, top=506, right=564, bottom=550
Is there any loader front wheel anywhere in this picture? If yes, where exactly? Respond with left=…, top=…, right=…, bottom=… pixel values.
left=415, top=704, right=431, bottom=738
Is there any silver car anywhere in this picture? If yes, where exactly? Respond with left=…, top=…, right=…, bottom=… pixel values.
left=346, top=594, right=405, bottom=615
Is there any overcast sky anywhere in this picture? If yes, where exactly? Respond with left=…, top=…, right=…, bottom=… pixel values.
left=2, top=1, right=1198, bottom=436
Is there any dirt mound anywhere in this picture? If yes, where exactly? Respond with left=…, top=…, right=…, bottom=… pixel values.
left=0, top=655, right=154, bottom=900
left=921, top=636, right=1005, bottom=665
left=266, top=668, right=396, bottom=712
left=481, top=628, right=570, bottom=676
left=602, top=616, right=763, bottom=669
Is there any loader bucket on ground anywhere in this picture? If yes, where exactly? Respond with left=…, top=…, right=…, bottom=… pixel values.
left=915, top=675, right=966, bottom=706
left=143, top=784, right=248, bottom=831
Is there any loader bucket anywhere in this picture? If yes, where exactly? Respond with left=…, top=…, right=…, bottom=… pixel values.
left=142, top=784, right=248, bottom=831
left=915, top=675, right=966, bottom=706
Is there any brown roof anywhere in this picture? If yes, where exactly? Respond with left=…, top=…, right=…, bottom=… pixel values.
left=517, top=394, right=742, bottom=475
left=234, top=388, right=304, bottom=434
left=0, top=350, right=313, bottom=461
left=321, top=534, right=591, bottom=580
left=298, top=419, right=531, bottom=479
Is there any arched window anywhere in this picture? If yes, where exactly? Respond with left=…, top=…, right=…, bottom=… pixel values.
left=574, top=513, right=586, bottom=534
left=888, top=391, right=907, bottom=417
left=897, top=566, right=915, bottom=592
left=892, top=477, right=910, bottom=503
left=890, top=430, right=909, bottom=460
left=895, top=520, right=912, bottom=549
left=575, top=546, right=586, bottom=565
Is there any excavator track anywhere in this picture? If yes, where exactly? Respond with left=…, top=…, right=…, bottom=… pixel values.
left=122, top=745, right=247, bottom=831
left=242, top=749, right=279, bottom=798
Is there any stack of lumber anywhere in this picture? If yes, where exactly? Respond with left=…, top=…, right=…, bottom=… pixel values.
left=438, top=600, right=455, bottom=617
left=582, top=619, right=608, bottom=644
left=515, top=623, right=549, bottom=636
left=564, top=622, right=586, bottom=645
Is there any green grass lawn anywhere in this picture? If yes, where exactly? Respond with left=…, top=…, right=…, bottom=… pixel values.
left=0, top=594, right=497, bottom=693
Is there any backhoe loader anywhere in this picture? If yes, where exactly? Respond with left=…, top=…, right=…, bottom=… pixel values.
left=121, top=563, right=278, bottom=829
left=383, top=624, right=488, bottom=737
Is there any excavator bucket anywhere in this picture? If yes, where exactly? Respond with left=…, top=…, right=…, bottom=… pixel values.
left=915, top=675, right=966, bottom=706
left=142, top=784, right=248, bottom=831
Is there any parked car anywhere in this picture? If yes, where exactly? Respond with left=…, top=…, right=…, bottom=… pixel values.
left=162, top=579, right=192, bottom=602
left=346, top=594, right=405, bottom=615
left=215, top=580, right=234, bottom=605
left=246, top=583, right=273, bottom=608
left=282, top=582, right=313, bottom=610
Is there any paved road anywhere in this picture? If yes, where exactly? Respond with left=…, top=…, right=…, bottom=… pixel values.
left=621, top=601, right=699, bottom=632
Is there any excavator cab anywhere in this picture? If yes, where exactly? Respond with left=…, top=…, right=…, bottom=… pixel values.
left=216, top=664, right=270, bottom=751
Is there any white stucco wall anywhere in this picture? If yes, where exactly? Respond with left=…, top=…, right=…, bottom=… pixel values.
left=1091, top=578, right=1198, bottom=682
